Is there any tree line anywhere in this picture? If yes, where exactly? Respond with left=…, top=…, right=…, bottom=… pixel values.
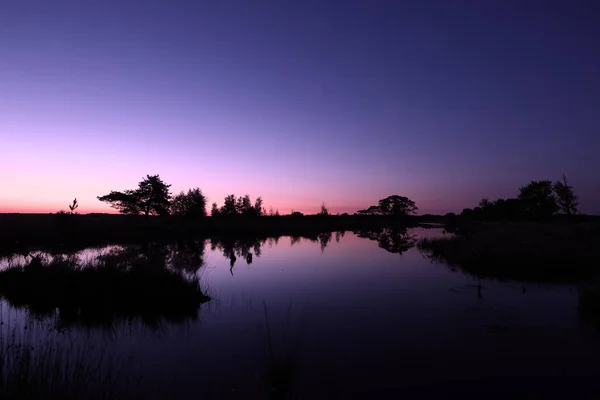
left=97, top=175, right=264, bottom=218
left=94, top=175, right=423, bottom=219
left=92, top=174, right=579, bottom=220
left=95, top=175, right=339, bottom=218
left=461, top=175, right=579, bottom=221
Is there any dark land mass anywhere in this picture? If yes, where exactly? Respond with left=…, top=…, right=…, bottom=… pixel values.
left=0, top=213, right=447, bottom=254
left=419, top=221, right=600, bottom=283
left=0, top=246, right=210, bottom=330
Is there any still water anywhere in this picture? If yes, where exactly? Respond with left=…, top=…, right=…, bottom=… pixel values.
left=2, top=227, right=600, bottom=398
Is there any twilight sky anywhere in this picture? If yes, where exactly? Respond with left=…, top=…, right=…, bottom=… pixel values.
left=1, top=0, right=599, bottom=215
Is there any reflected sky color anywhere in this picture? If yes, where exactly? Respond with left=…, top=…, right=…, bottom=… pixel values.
left=1, top=228, right=599, bottom=397
left=1, top=1, right=599, bottom=214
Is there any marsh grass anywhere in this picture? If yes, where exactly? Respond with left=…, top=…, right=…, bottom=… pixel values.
left=0, top=251, right=211, bottom=329
left=418, top=223, right=600, bottom=283
left=0, top=315, right=139, bottom=399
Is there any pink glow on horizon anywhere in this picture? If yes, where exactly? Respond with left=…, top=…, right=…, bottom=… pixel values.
left=0, top=123, right=504, bottom=216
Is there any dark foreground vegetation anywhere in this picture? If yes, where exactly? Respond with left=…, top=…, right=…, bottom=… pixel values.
left=415, top=173, right=600, bottom=284
left=0, top=322, right=137, bottom=399
left=419, top=222, right=600, bottom=283
left=0, top=248, right=210, bottom=329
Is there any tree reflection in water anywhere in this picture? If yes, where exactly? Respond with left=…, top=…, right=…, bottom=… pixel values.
left=354, top=227, right=417, bottom=255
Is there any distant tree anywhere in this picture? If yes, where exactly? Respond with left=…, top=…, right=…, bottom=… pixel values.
left=68, top=198, right=79, bottom=214
left=290, top=211, right=304, bottom=217
left=254, top=197, right=264, bottom=217
left=275, top=209, right=280, bottom=217
left=136, top=175, right=172, bottom=216
left=553, top=174, right=579, bottom=216
left=210, top=202, right=220, bottom=217
left=215, top=194, right=264, bottom=217
left=518, top=180, right=557, bottom=220
left=378, top=195, right=418, bottom=216
left=268, top=207, right=275, bottom=216
left=220, top=195, right=238, bottom=216
left=171, top=188, right=207, bottom=218
left=358, top=196, right=417, bottom=216
left=236, top=195, right=258, bottom=216
left=234, top=195, right=251, bottom=215
left=98, top=175, right=172, bottom=216
left=318, top=202, right=329, bottom=216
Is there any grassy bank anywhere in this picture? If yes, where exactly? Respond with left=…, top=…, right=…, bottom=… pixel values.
left=0, top=251, right=210, bottom=329
left=418, top=222, right=600, bottom=283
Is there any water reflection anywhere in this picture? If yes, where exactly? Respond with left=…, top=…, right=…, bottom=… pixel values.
left=0, top=229, right=599, bottom=398
left=210, top=236, right=265, bottom=275
left=354, top=226, right=418, bottom=254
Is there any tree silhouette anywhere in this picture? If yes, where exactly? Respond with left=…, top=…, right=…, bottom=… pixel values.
left=235, top=195, right=252, bottom=215
left=554, top=174, right=579, bottom=216
left=379, top=195, right=418, bottom=216
left=317, top=202, right=329, bottom=216
left=518, top=180, right=557, bottom=220
left=236, top=194, right=259, bottom=216
left=254, top=197, right=264, bottom=217
left=358, top=195, right=418, bottom=216
left=97, top=175, right=172, bottom=216
left=97, top=190, right=141, bottom=215
left=171, top=188, right=207, bottom=218
left=220, top=194, right=238, bottom=216
left=217, top=194, right=264, bottom=216
left=210, top=202, right=220, bottom=217
left=136, top=175, right=171, bottom=216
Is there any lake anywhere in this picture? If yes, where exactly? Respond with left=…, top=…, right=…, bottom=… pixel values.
left=2, top=227, right=600, bottom=399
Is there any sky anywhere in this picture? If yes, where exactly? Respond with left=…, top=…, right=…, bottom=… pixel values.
left=1, top=0, right=599, bottom=215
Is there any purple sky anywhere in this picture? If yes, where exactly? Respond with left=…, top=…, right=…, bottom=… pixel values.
left=1, top=0, right=599, bottom=214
